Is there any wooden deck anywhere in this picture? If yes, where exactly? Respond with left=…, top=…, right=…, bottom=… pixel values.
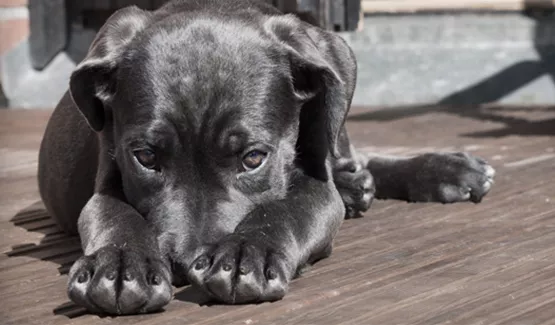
left=1, top=105, right=554, bottom=325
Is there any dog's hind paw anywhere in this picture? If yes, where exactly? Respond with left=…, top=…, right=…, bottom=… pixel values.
left=188, top=235, right=291, bottom=304
left=67, top=246, right=172, bottom=315
left=406, top=152, right=495, bottom=203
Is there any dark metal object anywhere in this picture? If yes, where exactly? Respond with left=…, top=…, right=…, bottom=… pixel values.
left=28, top=0, right=67, bottom=70
left=295, top=0, right=358, bottom=31
left=344, top=0, right=361, bottom=31
left=26, top=0, right=360, bottom=69
left=0, top=83, right=7, bottom=108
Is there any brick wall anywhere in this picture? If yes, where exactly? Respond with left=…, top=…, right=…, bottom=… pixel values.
left=0, top=0, right=29, bottom=57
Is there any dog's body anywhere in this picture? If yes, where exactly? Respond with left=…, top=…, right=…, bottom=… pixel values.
left=38, top=0, right=495, bottom=315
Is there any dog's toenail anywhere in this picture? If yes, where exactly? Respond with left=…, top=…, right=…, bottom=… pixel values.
left=151, top=274, right=162, bottom=285
left=484, top=165, right=496, bottom=178
left=106, top=271, right=117, bottom=280
left=222, top=264, right=232, bottom=272
left=77, top=272, right=89, bottom=283
left=195, top=259, right=207, bottom=270
left=123, top=271, right=133, bottom=281
left=266, top=269, right=277, bottom=280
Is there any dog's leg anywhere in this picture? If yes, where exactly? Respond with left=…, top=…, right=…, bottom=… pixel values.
left=360, top=151, right=496, bottom=203
left=67, top=164, right=172, bottom=315
left=187, top=174, right=344, bottom=304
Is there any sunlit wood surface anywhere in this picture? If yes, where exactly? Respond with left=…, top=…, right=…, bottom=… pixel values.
left=1, top=106, right=554, bottom=325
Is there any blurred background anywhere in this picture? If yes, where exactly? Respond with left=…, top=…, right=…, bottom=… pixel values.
left=1, top=0, right=555, bottom=110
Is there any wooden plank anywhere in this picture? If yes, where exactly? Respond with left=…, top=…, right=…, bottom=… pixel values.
left=362, top=0, right=555, bottom=13
left=1, top=106, right=554, bottom=324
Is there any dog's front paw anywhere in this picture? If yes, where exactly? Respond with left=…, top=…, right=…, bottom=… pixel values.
left=68, top=246, right=172, bottom=315
left=333, top=158, right=375, bottom=218
left=408, top=152, right=496, bottom=203
left=188, top=235, right=291, bottom=304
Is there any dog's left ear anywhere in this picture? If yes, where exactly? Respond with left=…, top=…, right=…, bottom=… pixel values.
left=264, top=14, right=354, bottom=162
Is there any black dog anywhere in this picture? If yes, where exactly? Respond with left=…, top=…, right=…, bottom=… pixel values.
left=38, top=0, right=495, bottom=315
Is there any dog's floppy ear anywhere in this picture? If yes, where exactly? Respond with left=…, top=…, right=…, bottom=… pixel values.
left=264, top=14, right=353, bottom=161
left=69, top=6, right=152, bottom=132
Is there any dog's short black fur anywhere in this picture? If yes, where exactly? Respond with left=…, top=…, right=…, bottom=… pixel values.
left=38, top=0, right=495, bottom=315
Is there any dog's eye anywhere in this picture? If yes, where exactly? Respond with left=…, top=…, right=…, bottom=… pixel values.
left=134, top=149, right=157, bottom=169
left=242, top=150, right=267, bottom=171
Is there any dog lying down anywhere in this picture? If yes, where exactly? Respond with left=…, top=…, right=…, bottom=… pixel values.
left=37, top=0, right=495, bottom=315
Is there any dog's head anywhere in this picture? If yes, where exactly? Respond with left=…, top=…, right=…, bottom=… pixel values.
left=69, top=5, right=351, bottom=259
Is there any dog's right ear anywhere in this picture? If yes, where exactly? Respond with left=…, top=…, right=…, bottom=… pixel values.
left=69, top=6, right=151, bottom=132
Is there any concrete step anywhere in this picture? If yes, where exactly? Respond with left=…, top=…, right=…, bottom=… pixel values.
left=340, top=11, right=555, bottom=107
left=2, top=11, right=555, bottom=108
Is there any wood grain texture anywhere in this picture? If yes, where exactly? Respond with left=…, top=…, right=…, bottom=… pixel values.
left=0, top=105, right=554, bottom=325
